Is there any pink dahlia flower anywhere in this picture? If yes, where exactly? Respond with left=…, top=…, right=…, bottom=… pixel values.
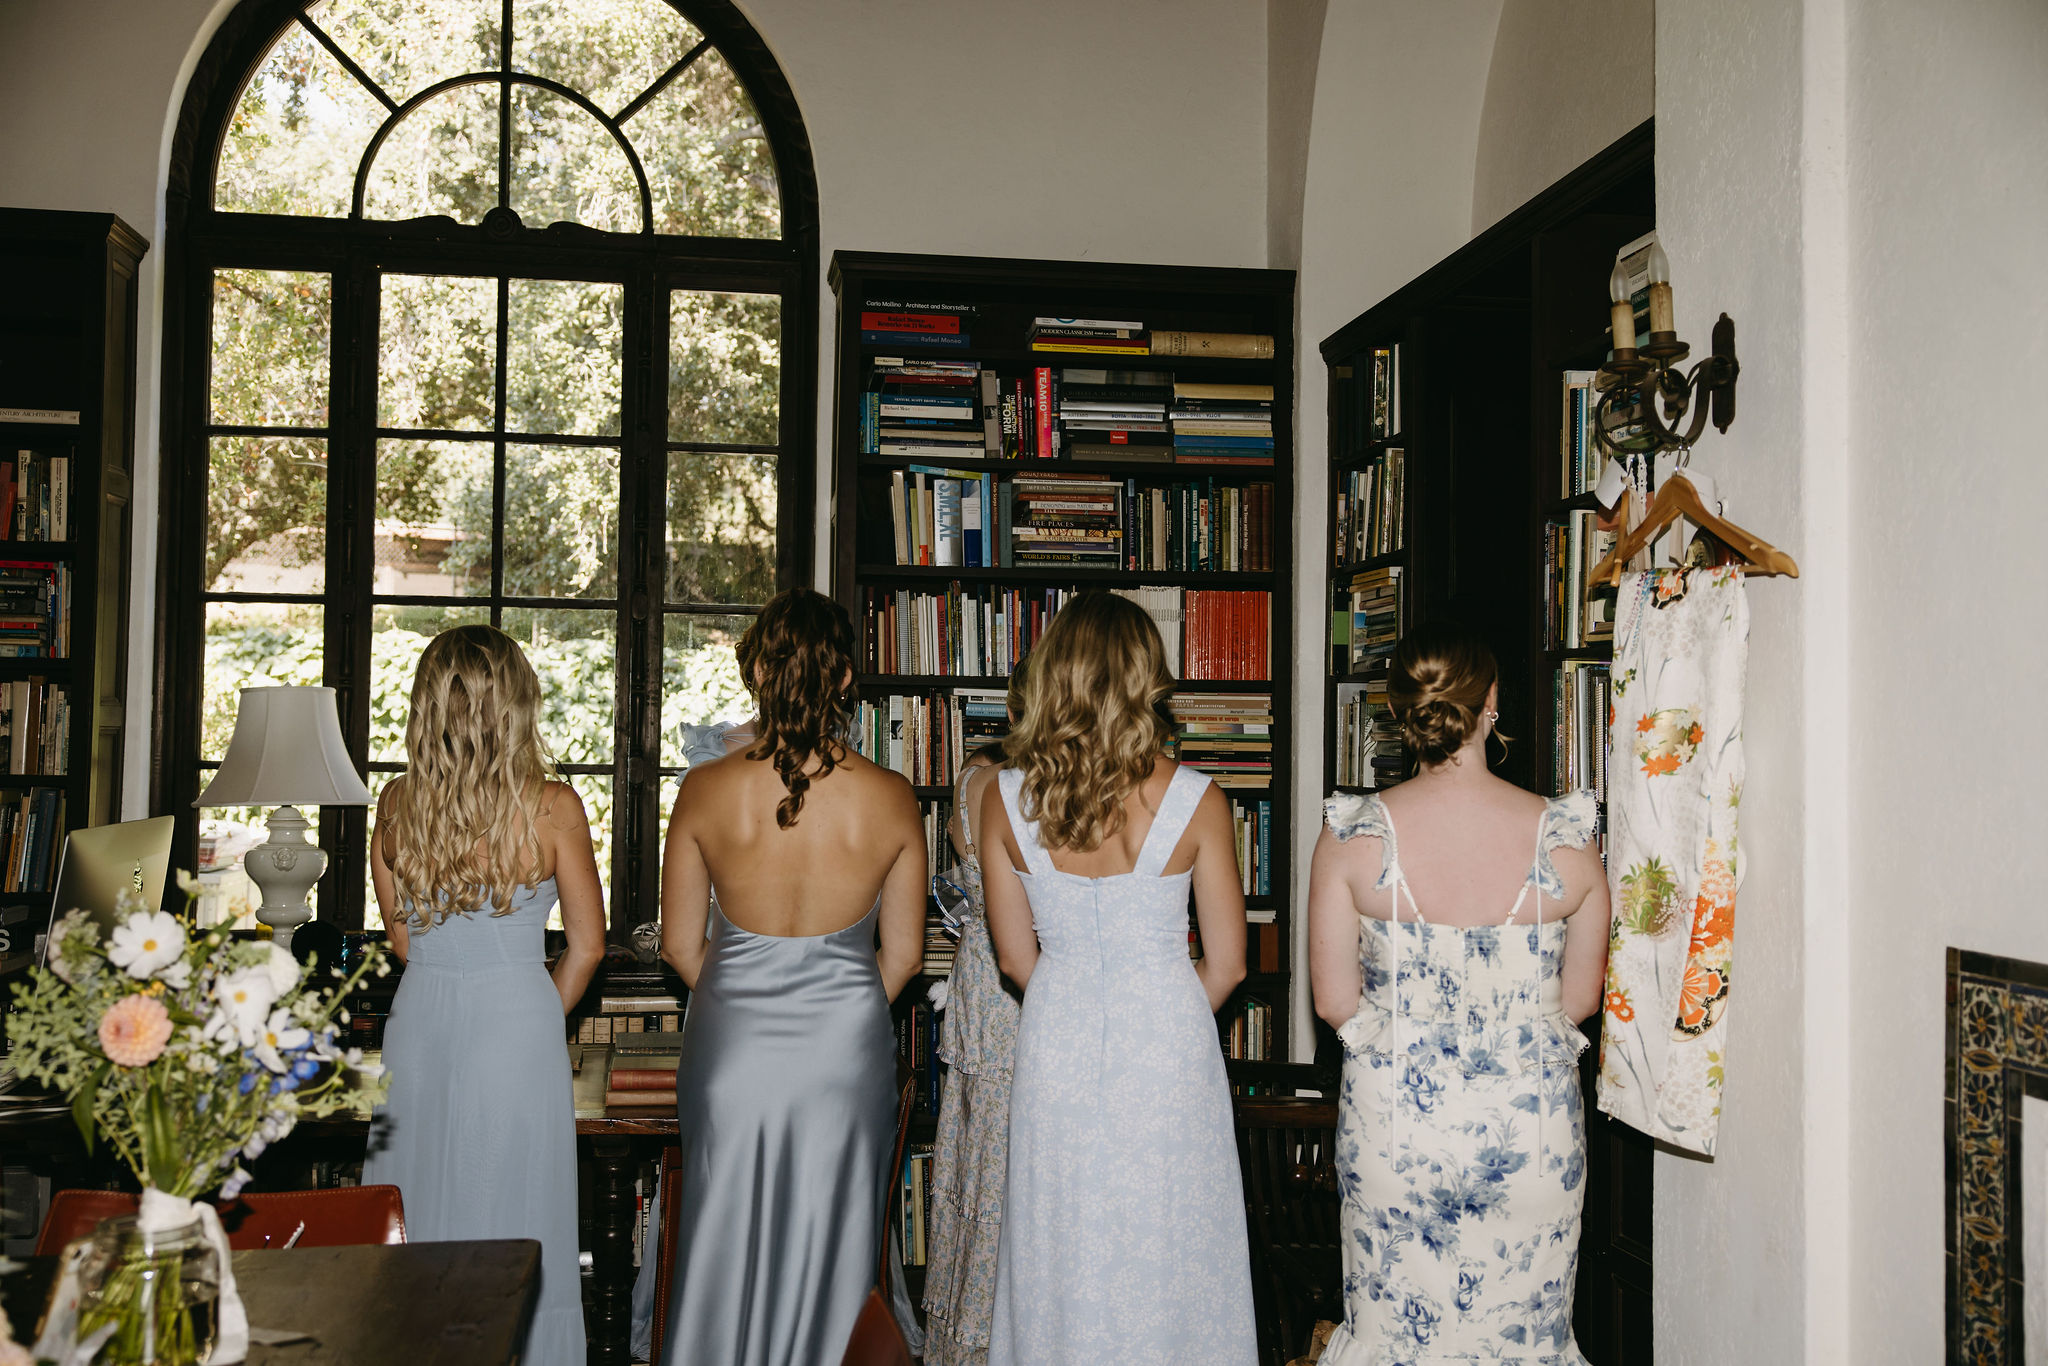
left=99, top=993, right=174, bottom=1068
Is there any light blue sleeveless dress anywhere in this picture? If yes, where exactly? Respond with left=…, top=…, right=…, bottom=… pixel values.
left=363, top=877, right=585, bottom=1366
left=1319, top=790, right=1598, bottom=1366
left=988, top=764, right=1257, bottom=1365
left=661, top=895, right=896, bottom=1365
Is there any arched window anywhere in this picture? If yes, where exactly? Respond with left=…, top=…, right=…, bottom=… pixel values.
left=158, top=0, right=818, bottom=934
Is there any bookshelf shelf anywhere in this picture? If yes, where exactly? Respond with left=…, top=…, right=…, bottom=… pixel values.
left=1333, top=551, right=1408, bottom=577
left=0, top=210, right=142, bottom=943
left=854, top=564, right=1276, bottom=590
left=1315, top=123, right=1654, bottom=1359
left=832, top=249, right=1298, bottom=1072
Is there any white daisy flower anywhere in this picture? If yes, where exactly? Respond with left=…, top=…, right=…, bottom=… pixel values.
left=252, top=1007, right=311, bottom=1074
left=106, top=911, right=187, bottom=982
left=260, top=942, right=300, bottom=996
left=211, top=967, right=278, bottom=1048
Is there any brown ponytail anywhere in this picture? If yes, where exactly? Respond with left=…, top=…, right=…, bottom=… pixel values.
left=739, top=588, right=859, bottom=828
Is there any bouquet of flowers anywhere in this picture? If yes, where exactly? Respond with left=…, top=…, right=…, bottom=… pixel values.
left=6, top=877, right=389, bottom=1364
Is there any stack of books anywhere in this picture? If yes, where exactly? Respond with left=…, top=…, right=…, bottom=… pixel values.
left=1125, top=479, right=1272, bottom=573
left=576, top=993, right=684, bottom=1046
left=602, top=1022, right=683, bottom=1109
left=1170, top=692, right=1272, bottom=788
left=1109, top=585, right=1182, bottom=674
left=1009, top=473, right=1122, bottom=566
left=850, top=692, right=959, bottom=787
left=955, top=688, right=1008, bottom=755
left=1333, top=566, right=1402, bottom=672
left=1560, top=370, right=1600, bottom=496
left=1555, top=660, right=1613, bottom=807
left=1545, top=510, right=1618, bottom=648
left=3, top=450, right=70, bottom=541
left=0, top=787, right=63, bottom=893
left=885, top=468, right=995, bottom=567
left=1171, top=383, right=1275, bottom=466
left=896, top=1001, right=941, bottom=1114
left=862, top=358, right=991, bottom=460
left=1366, top=344, right=1402, bottom=440
left=0, top=561, right=67, bottom=658
left=0, top=679, right=68, bottom=775
left=1336, top=449, right=1405, bottom=562
left=1058, top=371, right=1172, bottom=461
left=1222, top=998, right=1275, bottom=1062
left=1334, top=676, right=1405, bottom=789
left=1182, top=590, right=1270, bottom=681
left=1027, top=316, right=1150, bottom=355
left=1228, top=795, right=1274, bottom=897
left=860, top=584, right=1079, bottom=677
left=900, top=1142, right=935, bottom=1267
left=861, top=299, right=976, bottom=351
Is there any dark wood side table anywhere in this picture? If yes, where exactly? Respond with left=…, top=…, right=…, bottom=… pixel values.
left=1, top=1239, right=540, bottom=1365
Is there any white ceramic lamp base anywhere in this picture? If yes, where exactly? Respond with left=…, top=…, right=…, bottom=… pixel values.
left=246, top=805, right=327, bottom=953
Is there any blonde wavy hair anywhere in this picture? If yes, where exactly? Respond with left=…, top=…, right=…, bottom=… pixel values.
left=1005, top=593, right=1175, bottom=852
left=384, top=625, right=556, bottom=925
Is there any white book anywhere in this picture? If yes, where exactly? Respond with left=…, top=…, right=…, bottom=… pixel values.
left=934, top=479, right=962, bottom=568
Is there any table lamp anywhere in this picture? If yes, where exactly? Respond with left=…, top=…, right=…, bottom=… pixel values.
left=194, top=686, right=372, bottom=951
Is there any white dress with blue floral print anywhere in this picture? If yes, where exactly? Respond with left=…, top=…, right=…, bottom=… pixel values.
left=1319, top=790, right=1598, bottom=1366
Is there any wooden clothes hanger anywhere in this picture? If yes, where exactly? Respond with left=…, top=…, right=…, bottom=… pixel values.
left=1588, top=471, right=1799, bottom=587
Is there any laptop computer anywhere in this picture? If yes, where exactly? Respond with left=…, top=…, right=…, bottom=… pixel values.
left=37, top=815, right=176, bottom=968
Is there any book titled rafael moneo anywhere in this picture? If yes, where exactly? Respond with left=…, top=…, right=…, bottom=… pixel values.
left=860, top=298, right=976, bottom=349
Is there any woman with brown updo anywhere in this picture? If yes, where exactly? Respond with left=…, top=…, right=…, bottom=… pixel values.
left=659, top=588, right=927, bottom=1365
left=1306, top=622, right=1610, bottom=1364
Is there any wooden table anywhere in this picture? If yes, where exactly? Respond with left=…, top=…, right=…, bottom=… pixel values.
left=1, top=1239, right=539, bottom=1365
left=0, top=1048, right=673, bottom=1366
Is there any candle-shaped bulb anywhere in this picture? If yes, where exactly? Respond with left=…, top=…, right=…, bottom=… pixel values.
left=1609, top=258, right=1632, bottom=304
left=1646, top=239, right=1675, bottom=335
left=1609, top=258, right=1638, bottom=352
left=1646, top=239, right=1672, bottom=286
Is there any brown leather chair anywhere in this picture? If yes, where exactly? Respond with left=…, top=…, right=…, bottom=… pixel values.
left=34, top=1185, right=407, bottom=1256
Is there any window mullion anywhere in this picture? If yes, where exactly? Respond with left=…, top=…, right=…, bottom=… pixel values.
left=615, top=260, right=664, bottom=937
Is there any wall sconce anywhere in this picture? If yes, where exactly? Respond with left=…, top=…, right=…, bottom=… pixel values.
left=1594, top=239, right=1741, bottom=458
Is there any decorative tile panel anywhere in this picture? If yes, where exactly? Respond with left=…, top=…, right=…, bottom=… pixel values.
left=1948, top=949, right=2048, bottom=1364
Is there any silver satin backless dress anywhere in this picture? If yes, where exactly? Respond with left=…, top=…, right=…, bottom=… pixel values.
left=660, top=895, right=896, bottom=1365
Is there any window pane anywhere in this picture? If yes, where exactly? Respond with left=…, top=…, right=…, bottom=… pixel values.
left=562, top=771, right=612, bottom=928
left=379, top=274, right=497, bottom=431
left=215, top=25, right=387, bottom=218
left=361, top=83, right=500, bottom=224
left=203, top=601, right=325, bottom=761
left=509, top=85, right=642, bottom=233
left=668, top=290, right=779, bottom=444
left=315, top=0, right=501, bottom=104
left=208, top=437, right=326, bottom=594
left=374, top=438, right=492, bottom=595
left=628, top=46, right=779, bottom=238
left=502, top=607, right=615, bottom=766
left=504, top=443, right=620, bottom=599
left=659, top=612, right=753, bottom=769
left=667, top=453, right=774, bottom=605
left=212, top=269, right=330, bottom=427
left=506, top=278, right=622, bottom=437
left=368, top=606, right=493, bottom=761
left=513, top=0, right=699, bottom=118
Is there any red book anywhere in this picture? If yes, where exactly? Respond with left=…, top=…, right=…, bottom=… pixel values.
left=862, top=311, right=961, bottom=334
left=607, top=1068, right=675, bottom=1090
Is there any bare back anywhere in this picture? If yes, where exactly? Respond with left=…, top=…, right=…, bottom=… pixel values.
left=1360, top=774, right=1601, bottom=927
left=682, top=747, right=921, bottom=936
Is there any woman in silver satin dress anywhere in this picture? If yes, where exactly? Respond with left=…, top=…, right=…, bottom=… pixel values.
left=659, top=588, right=928, bottom=1366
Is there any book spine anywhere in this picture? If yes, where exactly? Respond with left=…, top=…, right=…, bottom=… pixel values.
left=1149, top=331, right=1275, bottom=360
left=1034, top=368, right=1053, bottom=460
left=863, top=330, right=972, bottom=349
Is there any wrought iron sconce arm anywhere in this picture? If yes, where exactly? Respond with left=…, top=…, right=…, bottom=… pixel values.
left=1593, top=313, right=1740, bottom=459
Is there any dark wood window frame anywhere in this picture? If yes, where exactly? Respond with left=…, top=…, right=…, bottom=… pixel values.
left=152, top=0, right=819, bottom=938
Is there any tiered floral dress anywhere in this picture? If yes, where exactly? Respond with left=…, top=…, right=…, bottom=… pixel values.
left=922, top=765, right=1021, bottom=1365
left=1320, top=790, right=1599, bottom=1366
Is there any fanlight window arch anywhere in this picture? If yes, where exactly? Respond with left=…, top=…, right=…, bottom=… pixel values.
left=163, top=0, right=816, bottom=932
left=214, top=0, right=780, bottom=237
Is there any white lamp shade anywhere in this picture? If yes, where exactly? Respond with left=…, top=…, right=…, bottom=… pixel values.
left=194, top=686, right=374, bottom=808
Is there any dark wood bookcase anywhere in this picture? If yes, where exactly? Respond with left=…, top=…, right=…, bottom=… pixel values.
left=1316, top=125, right=1656, bottom=1363
left=827, top=250, right=1298, bottom=1084
left=0, top=209, right=145, bottom=980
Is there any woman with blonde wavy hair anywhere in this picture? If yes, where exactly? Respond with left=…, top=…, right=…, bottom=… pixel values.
left=977, top=591, right=1256, bottom=1364
left=364, top=624, right=604, bottom=1366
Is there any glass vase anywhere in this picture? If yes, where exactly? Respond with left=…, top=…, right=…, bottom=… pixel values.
left=74, top=1214, right=221, bottom=1366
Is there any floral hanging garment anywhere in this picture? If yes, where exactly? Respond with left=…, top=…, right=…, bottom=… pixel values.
left=1595, top=567, right=1748, bottom=1157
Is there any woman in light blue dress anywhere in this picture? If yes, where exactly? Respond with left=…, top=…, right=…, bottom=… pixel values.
left=659, top=588, right=929, bottom=1366
left=365, top=625, right=606, bottom=1366
left=977, top=592, right=1257, bottom=1365
left=1307, top=623, right=1610, bottom=1364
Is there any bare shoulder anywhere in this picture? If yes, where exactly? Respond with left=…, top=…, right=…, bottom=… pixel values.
left=376, top=773, right=407, bottom=817
left=836, top=747, right=921, bottom=811
left=536, top=779, right=589, bottom=829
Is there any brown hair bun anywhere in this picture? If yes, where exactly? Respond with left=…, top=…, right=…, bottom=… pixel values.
left=1387, top=622, right=1498, bottom=768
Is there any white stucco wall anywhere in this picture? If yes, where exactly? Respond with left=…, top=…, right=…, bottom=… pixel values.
left=0, top=0, right=1273, bottom=807
left=1846, top=0, right=2048, bottom=1358
left=1471, top=0, right=1655, bottom=234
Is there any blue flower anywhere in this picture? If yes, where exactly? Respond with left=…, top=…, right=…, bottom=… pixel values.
left=1455, top=1267, right=1483, bottom=1313
left=237, top=1070, right=260, bottom=1096
left=1472, top=1144, right=1528, bottom=1184
left=1400, top=1294, right=1440, bottom=1345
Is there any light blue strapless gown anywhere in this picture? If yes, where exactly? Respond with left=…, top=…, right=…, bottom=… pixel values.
left=364, top=878, right=586, bottom=1366
left=661, top=896, right=897, bottom=1366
